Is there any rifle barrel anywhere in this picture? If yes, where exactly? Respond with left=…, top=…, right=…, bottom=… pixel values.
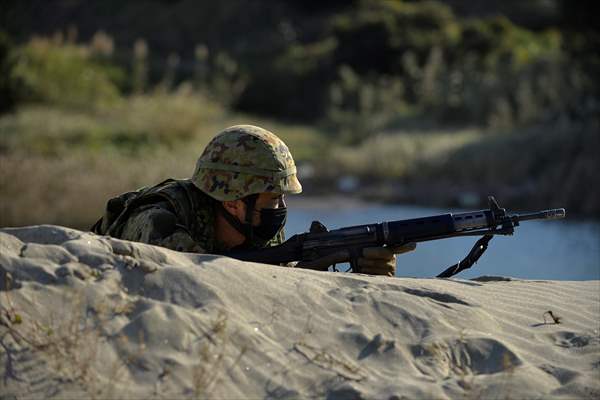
left=516, top=208, right=566, bottom=222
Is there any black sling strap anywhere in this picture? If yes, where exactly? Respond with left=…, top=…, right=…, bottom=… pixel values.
left=436, top=234, right=494, bottom=278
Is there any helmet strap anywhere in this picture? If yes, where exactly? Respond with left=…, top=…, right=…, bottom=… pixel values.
left=218, top=194, right=259, bottom=244
left=242, top=194, right=259, bottom=242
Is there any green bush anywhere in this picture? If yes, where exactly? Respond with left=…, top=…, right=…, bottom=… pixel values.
left=0, top=97, right=325, bottom=228
left=0, top=90, right=227, bottom=156
left=323, top=65, right=412, bottom=144
left=12, top=37, right=124, bottom=109
left=239, top=0, right=461, bottom=122
left=237, top=0, right=588, bottom=137
left=323, top=129, right=480, bottom=178
left=330, top=0, right=460, bottom=74
left=456, top=16, right=562, bottom=68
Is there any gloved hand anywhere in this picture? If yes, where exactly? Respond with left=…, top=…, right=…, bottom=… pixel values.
left=293, top=220, right=416, bottom=276
left=295, top=243, right=416, bottom=276
left=356, top=243, right=416, bottom=276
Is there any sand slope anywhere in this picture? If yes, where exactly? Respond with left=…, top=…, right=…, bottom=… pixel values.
left=1, top=225, right=599, bottom=399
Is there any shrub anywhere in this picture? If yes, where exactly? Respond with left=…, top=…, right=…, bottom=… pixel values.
left=323, top=65, right=410, bottom=144
left=323, top=129, right=480, bottom=178
left=330, top=0, right=460, bottom=75
left=108, top=90, right=226, bottom=148
left=11, top=36, right=124, bottom=109
left=238, top=0, right=591, bottom=137
left=0, top=91, right=226, bottom=156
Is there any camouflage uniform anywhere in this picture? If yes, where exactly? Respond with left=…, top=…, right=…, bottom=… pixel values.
left=92, top=125, right=301, bottom=254
left=120, top=204, right=209, bottom=252
left=117, top=180, right=220, bottom=253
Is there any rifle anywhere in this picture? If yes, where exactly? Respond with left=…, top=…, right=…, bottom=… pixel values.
left=224, top=196, right=565, bottom=278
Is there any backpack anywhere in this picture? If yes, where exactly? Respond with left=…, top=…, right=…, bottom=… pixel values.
left=91, top=179, right=210, bottom=242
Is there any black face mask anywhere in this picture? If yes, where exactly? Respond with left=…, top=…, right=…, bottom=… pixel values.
left=220, top=195, right=287, bottom=249
left=253, top=206, right=287, bottom=241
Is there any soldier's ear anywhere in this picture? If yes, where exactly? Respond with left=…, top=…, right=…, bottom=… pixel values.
left=222, top=200, right=246, bottom=220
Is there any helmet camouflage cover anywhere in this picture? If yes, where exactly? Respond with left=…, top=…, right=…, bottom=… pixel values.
left=191, top=125, right=302, bottom=201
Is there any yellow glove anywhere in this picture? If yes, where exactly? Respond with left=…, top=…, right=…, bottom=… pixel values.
left=356, top=243, right=416, bottom=276
left=295, top=243, right=416, bottom=276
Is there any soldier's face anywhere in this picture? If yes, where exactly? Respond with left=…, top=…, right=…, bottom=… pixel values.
left=250, top=193, right=285, bottom=225
left=224, top=193, right=285, bottom=226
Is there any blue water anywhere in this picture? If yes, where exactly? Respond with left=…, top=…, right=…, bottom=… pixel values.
left=284, top=198, right=600, bottom=280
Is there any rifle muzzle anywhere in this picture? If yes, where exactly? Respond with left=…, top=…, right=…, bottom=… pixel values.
left=517, top=208, right=566, bottom=222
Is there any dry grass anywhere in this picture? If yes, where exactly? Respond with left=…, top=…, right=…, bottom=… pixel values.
left=1, top=264, right=247, bottom=399
left=0, top=90, right=324, bottom=229
left=0, top=92, right=226, bottom=155
left=0, top=286, right=130, bottom=399
left=0, top=151, right=189, bottom=229
left=190, top=311, right=249, bottom=399
left=0, top=91, right=324, bottom=159
left=325, top=129, right=481, bottom=178
left=292, top=341, right=365, bottom=382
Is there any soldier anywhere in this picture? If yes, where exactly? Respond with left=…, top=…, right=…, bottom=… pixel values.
left=92, top=125, right=414, bottom=275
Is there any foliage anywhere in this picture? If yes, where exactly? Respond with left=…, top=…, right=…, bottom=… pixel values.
left=0, top=91, right=225, bottom=156
left=11, top=36, right=124, bottom=109
left=207, top=51, right=248, bottom=108
left=324, top=65, right=411, bottom=144
left=323, top=129, right=480, bottom=178
left=413, top=123, right=600, bottom=216
left=229, top=0, right=591, bottom=144
left=3, top=1, right=597, bottom=131
left=455, top=16, right=561, bottom=69
left=0, top=95, right=324, bottom=229
left=0, top=1, right=597, bottom=225
left=329, top=0, right=461, bottom=74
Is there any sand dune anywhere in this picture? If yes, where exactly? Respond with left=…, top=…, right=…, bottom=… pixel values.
left=1, top=225, right=599, bottom=399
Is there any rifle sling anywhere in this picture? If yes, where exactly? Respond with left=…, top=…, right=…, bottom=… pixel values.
left=436, top=234, right=493, bottom=278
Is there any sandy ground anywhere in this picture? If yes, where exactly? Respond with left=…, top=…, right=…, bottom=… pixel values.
left=1, top=225, right=599, bottom=399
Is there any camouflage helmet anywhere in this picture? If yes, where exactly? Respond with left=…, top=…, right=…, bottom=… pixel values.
left=191, top=125, right=302, bottom=201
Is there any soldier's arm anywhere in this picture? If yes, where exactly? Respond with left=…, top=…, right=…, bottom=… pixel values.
left=120, top=202, right=206, bottom=253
